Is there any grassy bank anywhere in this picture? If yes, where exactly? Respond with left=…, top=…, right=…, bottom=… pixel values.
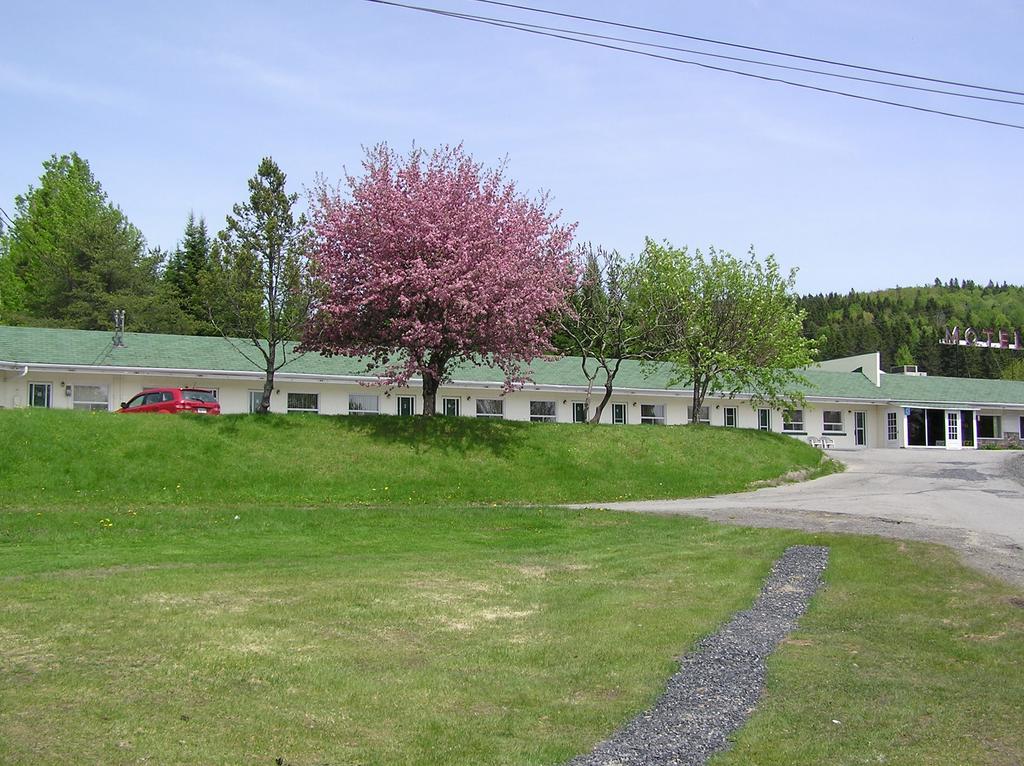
left=0, top=409, right=829, bottom=508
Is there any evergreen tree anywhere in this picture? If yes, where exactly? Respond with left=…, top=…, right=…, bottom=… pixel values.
left=0, top=219, right=25, bottom=322
left=797, top=280, right=1024, bottom=379
left=205, top=157, right=315, bottom=413
left=165, top=212, right=216, bottom=333
left=2, top=152, right=187, bottom=332
left=1002, top=356, right=1024, bottom=381
left=894, top=344, right=915, bottom=367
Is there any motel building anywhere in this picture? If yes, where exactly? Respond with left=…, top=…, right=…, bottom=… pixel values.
left=1, top=326, right=1023, bottom=451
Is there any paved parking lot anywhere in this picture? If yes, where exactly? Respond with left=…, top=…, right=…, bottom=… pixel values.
left=584, top=449, right=1024, bottom=587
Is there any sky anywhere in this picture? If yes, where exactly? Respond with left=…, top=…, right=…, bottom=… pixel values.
left=1, top=0, right=1021, bottom=294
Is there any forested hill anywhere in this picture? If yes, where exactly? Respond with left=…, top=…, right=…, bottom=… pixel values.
left=799, top=280, right=1024, bottom=379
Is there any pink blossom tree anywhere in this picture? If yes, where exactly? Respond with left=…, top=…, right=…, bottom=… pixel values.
left=302, top=143, right=578, bottom=416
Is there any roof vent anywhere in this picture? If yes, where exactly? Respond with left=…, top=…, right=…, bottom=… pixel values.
left=112, top=309, right=126, bottom=348
left=892, top=364, right=926, bottom=376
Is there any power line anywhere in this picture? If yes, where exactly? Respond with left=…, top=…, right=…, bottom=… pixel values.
left=366, top=0, right=1024, bottom=131
left=378, top=2, right=1024, bottom=107
left=467, top=0, right=1024, bottom=98
left=0, top=205, right=55, bottom=267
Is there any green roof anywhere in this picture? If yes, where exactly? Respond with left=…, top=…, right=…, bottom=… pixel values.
left=2, top=325, right=1023, bottom=406
left=878, top=372, right=1024, bottom=407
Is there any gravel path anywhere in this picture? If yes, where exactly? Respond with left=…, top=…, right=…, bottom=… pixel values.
left=566, top=545, right=829, bottom=766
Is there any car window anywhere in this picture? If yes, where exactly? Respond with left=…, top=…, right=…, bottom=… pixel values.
left=161, top=392, right=175, bottom=402
left=144, top=392, right=163, bottom=405
left=183, top=390, right=217, bottom=403
left=125, top=394, right=146, bottom=409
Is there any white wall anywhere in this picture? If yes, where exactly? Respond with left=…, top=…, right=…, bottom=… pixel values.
left=10, top=366, right=1023, bottom=451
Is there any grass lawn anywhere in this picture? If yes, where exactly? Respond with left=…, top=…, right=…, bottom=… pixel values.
left=1, top=411, right=1022, bottom=765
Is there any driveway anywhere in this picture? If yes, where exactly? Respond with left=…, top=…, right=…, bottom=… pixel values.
left=580, top=449, right=1024, bottom=588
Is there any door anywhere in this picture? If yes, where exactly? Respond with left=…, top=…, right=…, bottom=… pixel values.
left=398, top=396, right=415, bottom=416
left=29, top=382, right=52, bottom=408
left=946, top=411, right=960, bottom=448
left=757, top=408, right=771, bottom=431
left=961, top=411, right=976, bottom=448
left=134, top=391, right=171, bottom=413
left=854, top=411, right=867, bottom=446
left=249, top=390, right=265, bottom=413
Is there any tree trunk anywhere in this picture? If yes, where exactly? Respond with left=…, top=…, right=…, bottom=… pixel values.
left=579, top=355, right=596, bottom=423
left=422, top=373, right=440, bottom=417
left=257, top=346, right=276, bottom=414
left=690, top=372, right=702, bottom=423
left=590, top=360, right=621, bottom=424
left=421, top=350, right=449, bottom=417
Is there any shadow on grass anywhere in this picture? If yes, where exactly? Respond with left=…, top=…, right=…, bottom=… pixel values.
left=328, top=413, right=529, bottom=457
left=199, top=412, right=528, bottom=456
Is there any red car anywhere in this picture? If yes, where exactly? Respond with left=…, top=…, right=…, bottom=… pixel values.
left=117, top=387, right=221, bottom=415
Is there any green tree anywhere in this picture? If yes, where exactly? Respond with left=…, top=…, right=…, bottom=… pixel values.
left=558, top=245, right=651, bottom=423
left=205, top=157, right=315, bottom=413
left=1002, top=356, right=1024, bottom=381
left=0, top=220, right=25, bottom=322
left=796, top=281, right=1024, bottom=378
left=894, top=344, right=915, bottom=368
left=1, top=152, right=187, bottom=332
left=165, top=212, right=216, bottom=333
left=631, top=239, right=816, bottom=422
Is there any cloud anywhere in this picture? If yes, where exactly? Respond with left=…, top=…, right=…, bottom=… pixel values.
left=0, top=62, right=126, bottom=108
left=214, top=52, right=328, bottom=106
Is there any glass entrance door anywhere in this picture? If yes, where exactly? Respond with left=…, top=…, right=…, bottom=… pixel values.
left=854, top=411, right=867, bottom=446
left=946, top=411, right=960, bottom=448
left=29, top=382, right=52, bottom=408
left=961, top=411, right=975, bottom=448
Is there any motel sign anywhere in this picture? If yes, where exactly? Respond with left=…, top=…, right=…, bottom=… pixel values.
left=941, top=326, right=1023, bottom=351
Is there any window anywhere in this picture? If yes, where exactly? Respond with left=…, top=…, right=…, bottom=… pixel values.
left=124, top=393, right=147, bottom=409
left=823, top=410, right=844, bottom=433
left=476, top=399, right=504, bottom=418
left=530, top=400, right=556, bottom=422
left=640, top=403, right=665, bottom=425
left=978, top=415, right=1001, bottom=439
left=612, top=402, right=627, bottom=425
left=249, top=390, right=266, bottom=413
left=687, top=405, right=710, bottom=424
left=28, top=382, right=52, bottom=408
left=72, top=384, right=108, bottom=411
left=887, top=411, right=898, bottom=441
left=348, top=394, right=379, bottom=415
left=183, top=389, right=217, bottom=403
left=442, top=397, right=461, bottom=417
left=783, top=409, right=804, bottom=432
left=287, top=392, right=319, bottom=414
left=572, top=401, right=588, bottom=423
left=723, top=406, right=737, bottom=427
left=397, top=396, right=415, bottom=416
left=758, top=408, right=771, bottom=431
